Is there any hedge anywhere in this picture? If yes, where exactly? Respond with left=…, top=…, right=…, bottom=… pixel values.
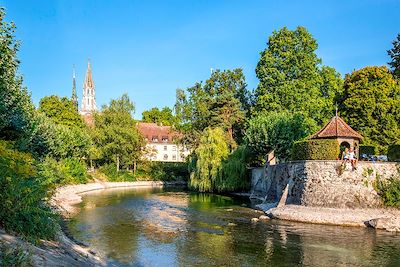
left=388, top=144, right=400, bottom=162
left=359, top=145, right=376, bottom=156
left=291, top=139, right=339, bottom=160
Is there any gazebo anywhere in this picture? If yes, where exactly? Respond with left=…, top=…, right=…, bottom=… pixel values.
left=310, top=115, right=363, bottom=155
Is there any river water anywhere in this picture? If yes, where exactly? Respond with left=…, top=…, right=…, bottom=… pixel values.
left=68, top=187, right=400, bottom=267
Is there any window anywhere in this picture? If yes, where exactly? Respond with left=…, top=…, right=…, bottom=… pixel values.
left=152, top=136, right=158, bottom=142
left=164, top=146, right=167, bottom=151
left=172, top=146, right=176, bottom=151
left=162, top=136, right=169, bottom=142
left=163, top=154, right=168, bottom=160
left=172, top=155, right=177, bottom=160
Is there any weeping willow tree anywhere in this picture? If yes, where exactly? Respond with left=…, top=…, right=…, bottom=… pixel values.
left=216, top=146, right=250, bottom=192
left=189, top=127, right=229, bottom=192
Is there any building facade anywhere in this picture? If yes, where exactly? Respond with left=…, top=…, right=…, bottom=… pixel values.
left=138, top=122, right=190, bottom=162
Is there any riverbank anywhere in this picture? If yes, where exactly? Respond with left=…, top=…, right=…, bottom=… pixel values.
left=258, top=204, right=400, bottom=232
left=1, top=180, right=186, bottom=266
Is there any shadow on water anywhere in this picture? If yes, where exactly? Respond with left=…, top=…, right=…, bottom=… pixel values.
left=68, top=187, right=400, bottom=267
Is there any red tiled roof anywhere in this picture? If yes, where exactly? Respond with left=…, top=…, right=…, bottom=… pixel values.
left=137, top=122, right=181, bottom=143
left=310, top=116, right=363, bottom=139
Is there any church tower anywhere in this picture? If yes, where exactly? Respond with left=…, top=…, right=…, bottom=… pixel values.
left=81, top=60, right=97, bottom=115
left=71, top=66, right=78, bottom=111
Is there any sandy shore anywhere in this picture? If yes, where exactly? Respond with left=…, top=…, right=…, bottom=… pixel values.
left=259, top=204, right=400, bottom=232
left=1, top=180, right=186, bottom=266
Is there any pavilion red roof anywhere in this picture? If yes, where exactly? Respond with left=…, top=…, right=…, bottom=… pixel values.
left=310, top=116, right=363, bottom=139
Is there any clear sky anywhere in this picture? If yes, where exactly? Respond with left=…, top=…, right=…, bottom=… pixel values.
left=1, top=0, right=399, bottom=118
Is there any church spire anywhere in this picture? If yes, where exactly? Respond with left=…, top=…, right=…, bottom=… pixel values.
left=81, top=60, right=97, bottom=115
left=72, top=65, right=78, bottom=111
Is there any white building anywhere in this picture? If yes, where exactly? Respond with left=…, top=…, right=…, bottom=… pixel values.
left=137, top=122, right=190, bottom=162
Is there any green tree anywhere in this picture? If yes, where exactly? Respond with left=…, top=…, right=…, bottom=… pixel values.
left=93, top=94, right=143, bottom=172
left=38, top=95, right=84, bottom=128
left=142, top=106, right=176, bottom=126
left=338, top=66, right=400, bottom=152
left=245, top=111, right=317, bottom=164
left=0, top=8, right=35, bottom=140
left=388, top=33, right=400, bottom=79
left=254, top=26, right=342, bottom=124
left=175, top=69, right=249, bottom=148
left=189, top=127, right=229, bottom=192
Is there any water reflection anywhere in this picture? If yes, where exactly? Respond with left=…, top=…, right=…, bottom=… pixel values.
left=68, top=188, right=400, bottom=267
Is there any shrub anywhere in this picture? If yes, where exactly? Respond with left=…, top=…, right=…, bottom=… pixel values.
left=388, top=144, right=400, bottom=162
left=99, top=163, right=136, bottom=182
left=0, top=243, right=33, bottom=267
left=374, top=176, right=400, bottom=207
left=359, top=145, right=376, bottom=156
left=0, top=141, right=59, bottom=241
left=291, top=139, right=339, bottom=160
left=217, top=146, right=250, bottom=192
left=38, top=157, right=89, bottom=186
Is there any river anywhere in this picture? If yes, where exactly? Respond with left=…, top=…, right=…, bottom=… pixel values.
left=67, top=187, right=400, bottom=267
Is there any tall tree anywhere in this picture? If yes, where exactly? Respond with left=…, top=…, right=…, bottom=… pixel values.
left=142, top=106, right=176, bottom=126
left=388, top=33, right=400, bottom=79
left=175, top=69, right=249, bottom=148
left=38, top=95, right=84, bottom=128
left=189, top=127, right=229, bottom=192
left=0, top=8, right=34, bottom=140
left=92, top=94, right=143, bottom=172
left=254, top=26, right=342, bottom=124
left=338, top=66, right=400, bottom=152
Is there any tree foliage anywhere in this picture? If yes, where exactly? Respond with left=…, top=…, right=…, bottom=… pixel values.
left=245, top=111, right=317, bottom=164
left=175, top=69, right=250, bottom=148
left=338, top=66, right=400, bottom=152
left=254, top=26, right=342, bottom=124
left=38, top=95, right=84, bottom=128
left=388, top=33, right=400, bottom=79
left=142, top=106, right=176, bottom=126
left=92, top=94, right=143, bottom=171
left=189, top=128, right=229, bottom=192
left=0, top=8, right=34, bottom=140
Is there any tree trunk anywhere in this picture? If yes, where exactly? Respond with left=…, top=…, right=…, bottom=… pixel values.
left=133, top=160, right=137, bottom=176
left=90, top=159, right=94, bottom=172
left=116, top=155, right=120, bottom=172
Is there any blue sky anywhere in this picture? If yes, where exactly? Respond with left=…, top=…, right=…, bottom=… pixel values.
left=2, top=0, right=399, bottom=119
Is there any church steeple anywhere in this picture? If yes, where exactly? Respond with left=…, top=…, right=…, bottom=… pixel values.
left=72, top=65, right=78, bottom=111
left=81, top=60, right=97, bottom=115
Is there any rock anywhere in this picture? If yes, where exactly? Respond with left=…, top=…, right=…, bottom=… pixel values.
left=227, top=222, right=236, bottom=226
left=254, top=209, right=264, bottom=214
left=367, top=217, right=400, bottom=232
left=251, top=218, right=259, bottom=223
left=259, top=215, right=270, bottom=220
left=225, top=208, right=233, bottom=212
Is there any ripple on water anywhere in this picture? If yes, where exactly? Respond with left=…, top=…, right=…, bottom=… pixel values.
left=68, top=188, right=400, bottom=267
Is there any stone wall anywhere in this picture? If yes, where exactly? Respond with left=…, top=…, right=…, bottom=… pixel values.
left=251, top=161, right=399, bottom=208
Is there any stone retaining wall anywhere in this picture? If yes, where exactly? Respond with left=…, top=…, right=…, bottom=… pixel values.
left=251, top=161, right=399, bottom=208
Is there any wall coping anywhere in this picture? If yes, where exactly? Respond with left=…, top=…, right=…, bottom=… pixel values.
left=249, top=160, right=399, bottom=169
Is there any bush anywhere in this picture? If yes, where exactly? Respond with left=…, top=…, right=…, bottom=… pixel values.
left=99, top=161, right=189, bottom=182
left=291, top=139, right=339, bottom=160
left=388, top=144, right=400, bottom=162
left=99, top=163, right=136, bottom=182
left=359, top=145, right=376, bottom=156
left=38, top=157, right=89, bottom=186
left=374, top=176, right=400, bottom=207
left=217, top=146, right=250, bottom=192
left=0, top=141, right=59, bottom=241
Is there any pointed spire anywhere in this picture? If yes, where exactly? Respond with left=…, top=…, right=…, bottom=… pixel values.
left=81, top=59, right=97, bottom=114
left=72, top=65, right=78, bottom=111
left=84, top=59, right=94, bottom=89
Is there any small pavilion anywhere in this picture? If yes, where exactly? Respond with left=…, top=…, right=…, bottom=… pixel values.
left=310, top=115, right=363, bottom=154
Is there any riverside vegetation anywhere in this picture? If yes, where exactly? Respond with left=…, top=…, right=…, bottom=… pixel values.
left=1, top=6, right=400, bottom=265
